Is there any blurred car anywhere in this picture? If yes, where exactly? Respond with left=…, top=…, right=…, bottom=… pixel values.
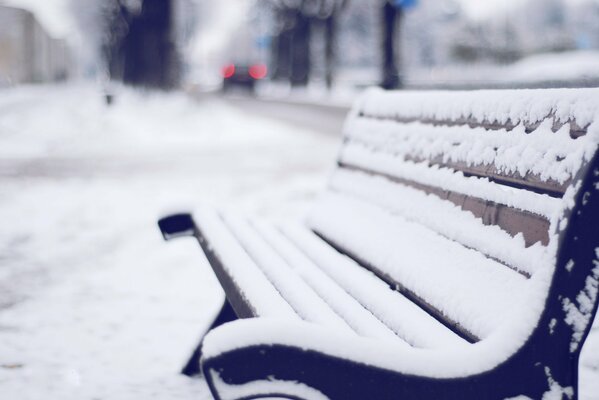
left=221, top=63, right=267, bottom=93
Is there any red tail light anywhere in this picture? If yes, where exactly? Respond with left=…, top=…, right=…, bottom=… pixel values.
left=222, top=64, right=235, bottom=78
left=249, top=64, right=267, bottom=80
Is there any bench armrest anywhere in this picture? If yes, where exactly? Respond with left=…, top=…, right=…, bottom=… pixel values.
left=201, top=319, right=547, bottom=400
left=158, top=213, right=195, bottom=240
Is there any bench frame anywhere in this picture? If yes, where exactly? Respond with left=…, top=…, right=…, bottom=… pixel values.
left=159, top=114, right=599, bottom=400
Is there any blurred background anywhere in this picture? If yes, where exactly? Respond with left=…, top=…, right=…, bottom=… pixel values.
left=2, top=0, right=599, bottom=93
left=1, top=0, right=599, bottom=399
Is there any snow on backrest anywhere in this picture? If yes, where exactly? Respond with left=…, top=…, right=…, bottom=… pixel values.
left=310, top=88, right=599, bottom=342
left=338, top=88, right=599, bottom=266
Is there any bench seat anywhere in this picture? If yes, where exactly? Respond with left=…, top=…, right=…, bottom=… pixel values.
left=196, top=207, right=472, bottom=350
left=159, top=88, right=599, bottom=400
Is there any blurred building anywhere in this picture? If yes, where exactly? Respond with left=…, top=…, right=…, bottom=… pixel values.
left=0, top=5, right=70, bottom=86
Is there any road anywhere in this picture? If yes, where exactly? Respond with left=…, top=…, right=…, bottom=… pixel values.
left=212, top=93, right=349, bottom=136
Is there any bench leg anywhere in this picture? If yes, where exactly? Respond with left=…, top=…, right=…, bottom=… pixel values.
left=181, top=299, right=238, bottom=377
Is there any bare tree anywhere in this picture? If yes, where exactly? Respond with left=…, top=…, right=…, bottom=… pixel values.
left=381, top=0, right=403, bottom=89
left=264, top=0, right=347, bottom=87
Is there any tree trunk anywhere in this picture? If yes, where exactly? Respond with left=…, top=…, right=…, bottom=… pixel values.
left=324, top=15, right=336, bottom=90
left=272, top=8, right=294, bottom=82
left=290, top=11, right=311, bottom=87
left=106, top=0, right=180, bottom=89
left=381, top=2, right=402, bottom=89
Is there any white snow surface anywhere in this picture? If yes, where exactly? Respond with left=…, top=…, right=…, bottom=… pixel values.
left=0, top=84, right=338, bottom=399
left=280, top=223, right=468, bottom=349
left=357, top=87, right=599, bottom=132
left=308, top=191, right=532, bottom=340
left=195, top=208, right=300, bottom=319
left=252, top=221, right=406, bottom=343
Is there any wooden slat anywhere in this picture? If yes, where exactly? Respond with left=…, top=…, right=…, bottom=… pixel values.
left=327, top=167, right=548, bottom=276
left=356, top=113, right=589, bottom=139
left=344, top=135, right=570, bottom=198
left=407, top=155, right=569, bottom=198
left=338, top=162, right=550, bottom=250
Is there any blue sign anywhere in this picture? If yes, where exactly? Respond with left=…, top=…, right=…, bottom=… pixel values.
left=255, top=36, right=271, bottom=49
left=393, top=0, right=418, bottom=9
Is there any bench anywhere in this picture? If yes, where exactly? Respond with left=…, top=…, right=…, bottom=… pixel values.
left=158, top=88, right=599, bottom=400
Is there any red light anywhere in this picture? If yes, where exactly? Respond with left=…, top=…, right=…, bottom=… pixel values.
left=222, top=64, right=235, bottom=78
left=249, top=64, right=267, bottom=80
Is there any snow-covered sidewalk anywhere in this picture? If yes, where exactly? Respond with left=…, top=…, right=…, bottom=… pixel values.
left=0, top=84, right=338, bottom=399
left=0, top=84, right=597, bottom=399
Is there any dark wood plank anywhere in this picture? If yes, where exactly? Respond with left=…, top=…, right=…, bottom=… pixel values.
left=357, top=113, right=588, bottom=139
left=343, top=141, right=569, bottom=198
left=338, top=162, right=550, bottom=252
left=415, top=155, right=569, bottom=198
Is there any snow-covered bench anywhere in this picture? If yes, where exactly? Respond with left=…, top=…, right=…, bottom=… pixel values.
left=159, top=88, right=599, bottom=400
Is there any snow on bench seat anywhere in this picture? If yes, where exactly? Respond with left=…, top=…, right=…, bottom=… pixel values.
left=251, top=221, right=408, bottom=344
left=194, top=208, right=297, bottom=319
left=308, top=192, right=530, bottom=341
left=221, top=213, right=354, bottom=333
left=199, top=208, right=470, bottom=349
left=280, top=224, right=469, bottom=349
left=199, top=209, right=416, bottom=346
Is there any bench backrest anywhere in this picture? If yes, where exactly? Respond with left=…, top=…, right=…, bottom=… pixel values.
left=307, top=89, right=599, bottom=357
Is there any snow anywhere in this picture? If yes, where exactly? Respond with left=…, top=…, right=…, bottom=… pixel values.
left=195, top=208, right=299, bottom=319
left=201, top=241, right=556, bottom=379
left=0, top=84, right=338, bottom=399
left=358, top=87, right=599, bottom=131
left=346, top=117, right=590, bottom=187
left=201, top=298, right=543, bottom=379
left=340, top=139, right=563, bottom=218
left=562, top=251, right=599, bottom=352
left=219, top=213, right=352, bottom=330
left=308, top=191, right=531, bottom=339
left=252, top=220, right=409, bottom=343
left=280, top=223, right=468, bottom=349
left=327, top=167, right=547, bottom=275
left=543, top=367, right=575, bottom=400
left=209, top=369, right=331, bottom=400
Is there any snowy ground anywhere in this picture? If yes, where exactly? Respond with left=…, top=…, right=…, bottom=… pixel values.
left=0, top=84, right=338, bottom=399
left=0, top=84, right=597, bottom=399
